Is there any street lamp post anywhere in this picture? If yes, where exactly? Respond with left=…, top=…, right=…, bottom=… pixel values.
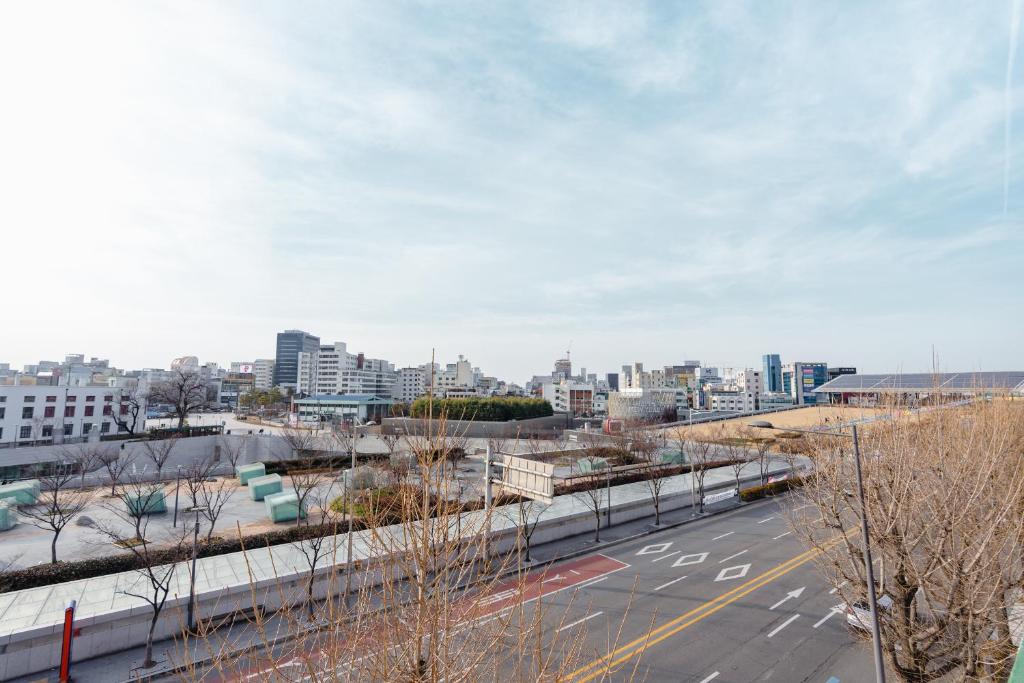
left=344, top=419, right=364, bottom=604
left=173, top=466, right=182, bottom=528
left=184, top=504, right=209, bottom=632
left=751, top=420, right=885, bottom=683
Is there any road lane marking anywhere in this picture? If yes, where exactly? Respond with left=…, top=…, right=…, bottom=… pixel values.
left=718, top=549, right=749, bottom=564
left=714, top=564, right=751, bottom=582
left=828, top=580, right=848, bottom=595
left=566, top=534, right=847, bottom=682
left=637, top=542, right=673, bottom=556
left=698, top=673, right=720, bottom=683
left=814, top=608, right=844, bottom=628
left=651, top=550, right=682, bottom=563
left=672, top=552, right=708, bottom=567
left=557, top=611, right=604, bottom=633
left=766, top=614, right=800, bottom=638
left=712, top=531, right=734, bottom=540
left=653, top=576, right=688, bottom=592
left=576, top=576, right=608, bottom=590
left=570, top=570, right=581, bottom=575
left=773, top=531, right=793, bottom=540
left=769, top=587, right=805, bottom=610
left=757, top=516, right=776, bottom=524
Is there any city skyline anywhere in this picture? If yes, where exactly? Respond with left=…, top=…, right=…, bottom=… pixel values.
left=2, top=2, right=1022, bottom=383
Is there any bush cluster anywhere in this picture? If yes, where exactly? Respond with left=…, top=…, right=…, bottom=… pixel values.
left=263, top=452, right=385, bottom=475
left=0, top=520, right=366, bottom=594
left=409, top=396, right=553, bottom=422
left=739, top=477, right=805, bottom=502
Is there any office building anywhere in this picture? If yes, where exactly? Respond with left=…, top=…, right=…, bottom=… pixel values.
left=762, top=354, right=782, bottom=393
left=782, top=361, right=829, bottom=405
left=273, top=330, right=320, bottom=392
left=0, top=385, right=125, bottom=446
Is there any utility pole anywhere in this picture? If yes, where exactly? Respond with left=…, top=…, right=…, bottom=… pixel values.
left=852, top=424, right=886, bottom=683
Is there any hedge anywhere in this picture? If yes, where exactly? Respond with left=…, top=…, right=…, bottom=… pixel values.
left=409, top=396, right=553, bottom=422
left=558, top=459, right=739, bottom=495
left=739, top=477, right=805, bottom=502
left=263, top=452, right=386, bottom=476
left=0, top=520, right=368, bottom=594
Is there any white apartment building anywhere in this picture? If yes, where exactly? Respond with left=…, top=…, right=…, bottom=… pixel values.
left=297, top=342, right=397, bottom=399
left=230, top=360, right=274, bottom=391
left=542, top=381, right=595, bottom=416
left=707, top=388, right=757, bottom=412
left=392, top=367, right=426, bottom=403
left=0, top=385, right=125, bottom=446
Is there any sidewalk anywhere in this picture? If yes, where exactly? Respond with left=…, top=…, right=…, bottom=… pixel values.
left=13, top=482, right=787, bottom=683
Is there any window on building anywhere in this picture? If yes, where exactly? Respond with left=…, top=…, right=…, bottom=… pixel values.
left=101, top=422, right=111, bottom=433
left=20, top=425, right=32, bottom=439
left=0, top=396, right=5, bottom=402
left=64, top=406, right=75, bottom=418
left=102, top=405, right=112, bottom=416
left=0, top=427, right=3, bottom=439
left=0, top=407, right=4, bottom=419
left=44, top=406, right=55, bottom=418
left=46, top=395, right=56, bottom=402
left=63, top=424, right=74, bottom=436
left=104, top=394, right=113, bottom=402
left=120, top=404, right=128, bottom=415
left=84, top=405, right=95, bottom=417
left=66, top=395, right=76, bottom=402
left=24, top=395, right=35, bottom=403
left=42, top=425, right=53, bottom=438
left=86, top=395, right=95, bottom=402
left=22, top=407, right=33, bottom=419
left=83, top=423, right=92, bottom=435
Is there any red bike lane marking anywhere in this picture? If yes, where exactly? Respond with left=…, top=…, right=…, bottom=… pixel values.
left=225, top=554, right=631, bottom=681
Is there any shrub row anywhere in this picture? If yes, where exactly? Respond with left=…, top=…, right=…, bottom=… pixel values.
left=409, top=396, right=553, bottom=422
left=739, top=477, right=805, bottom=502
left=0, top=520, right=368, bottom=594
left=263, top=452, right=386, bottom=476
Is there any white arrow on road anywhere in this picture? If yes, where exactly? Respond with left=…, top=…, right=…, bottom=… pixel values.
left=541, top=574, right=564, bottom=584
left=769, top=586, right=806, bottom=610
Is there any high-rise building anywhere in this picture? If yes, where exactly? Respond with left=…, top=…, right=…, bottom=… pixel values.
left=553, top=356, right=572, bottom=381
left=762, top=354, right=782, bottom=394
left=782, top=361, right=828, bottom=405
left=606, top=373, right=619, bottom=391
left=273, top=330, right=320, bottom=392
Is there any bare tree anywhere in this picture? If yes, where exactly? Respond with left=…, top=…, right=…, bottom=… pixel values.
left=93, top=514, right=188, bottom=668
left=218, top=435, right=247, bottom=473
left=572, top=454, right=608, bottom=543
left=684, top=435, right=716, bottom=514
left=181, top=457, right=216, bottom=508
left=101, top=449, right=136, bottom=496
left=633, top=430, right=670, bottom=526
left=292, top=485, right=340, bottom=618
left=141, top=437, right=178, bottom=481
left=717, top=424, right=751, bottom=494
left=792, top=399, right=1024, bottom=681
left=503, top=497, right=550, bottom=563
left=19, top=466, right=91, bottom=563
left=111, top=477, right=167, bottom=542
left=196, top=478, right=235, bottom=541
left=380, top=432, right=402, bottom=460
left=111, top=385, right=145, bottom=436
left=63, top=443, right=111, bottom=489
left=148, top=370, right=208, bottom=429
left=740, top=426, right=775, bottom=485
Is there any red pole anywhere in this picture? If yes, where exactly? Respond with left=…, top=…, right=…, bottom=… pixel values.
left=59, top=599, right=76, bottom=682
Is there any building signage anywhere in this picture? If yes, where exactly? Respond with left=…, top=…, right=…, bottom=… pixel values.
left=496, top=455, right=555, bottom=504
left=703, top=488, right=738, bottom=505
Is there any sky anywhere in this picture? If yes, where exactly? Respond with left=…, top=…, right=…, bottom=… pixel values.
left=1, top=1, right=1022, bottom=384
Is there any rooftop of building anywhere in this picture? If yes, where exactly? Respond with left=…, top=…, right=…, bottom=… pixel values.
left=815, top=371, right=1024, bottom=393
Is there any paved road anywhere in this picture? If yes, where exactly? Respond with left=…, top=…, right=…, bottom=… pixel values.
left=538, top=500, right=872, bottom=682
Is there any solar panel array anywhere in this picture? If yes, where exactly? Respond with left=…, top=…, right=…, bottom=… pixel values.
left=814, top=371, right=1024, bottom=393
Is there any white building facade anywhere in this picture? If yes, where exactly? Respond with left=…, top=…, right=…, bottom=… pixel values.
left=0, top=385, right=125, bottom=446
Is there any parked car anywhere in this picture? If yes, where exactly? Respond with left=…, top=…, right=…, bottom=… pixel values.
left=845, top=594, right=894, bottom=632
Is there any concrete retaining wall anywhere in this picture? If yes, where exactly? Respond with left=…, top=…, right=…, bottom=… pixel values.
left=383, top=414, right=572, bottom=438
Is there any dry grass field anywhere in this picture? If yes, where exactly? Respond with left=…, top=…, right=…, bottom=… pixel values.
left=668, top=405, right=892, bottom=441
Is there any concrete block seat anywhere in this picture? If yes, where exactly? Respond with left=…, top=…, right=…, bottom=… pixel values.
left=236, top=463, right=266, bottom=486
left=0, top=480, right=41, bottom=505
left=0, top=501, right=14, bottom=531
left=122, top=486, right=167, bottom=515
left=660, top=451, right=685, bottom=465
left=577, top=457, right=608, bottom=473
left=264, top=491, right=306, bottom=523
left=248, top=474, right=283, bottom=501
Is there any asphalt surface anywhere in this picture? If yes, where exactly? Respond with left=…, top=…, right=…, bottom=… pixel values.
left=538, top=498, right=873, bottom=682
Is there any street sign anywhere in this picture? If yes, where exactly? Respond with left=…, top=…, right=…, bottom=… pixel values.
left=495, top=455, right=555, bottom=504
left=703, top=488, right=738, bottom=506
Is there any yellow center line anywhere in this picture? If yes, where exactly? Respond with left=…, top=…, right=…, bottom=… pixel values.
left=565, top=536, right=844, bottom=682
